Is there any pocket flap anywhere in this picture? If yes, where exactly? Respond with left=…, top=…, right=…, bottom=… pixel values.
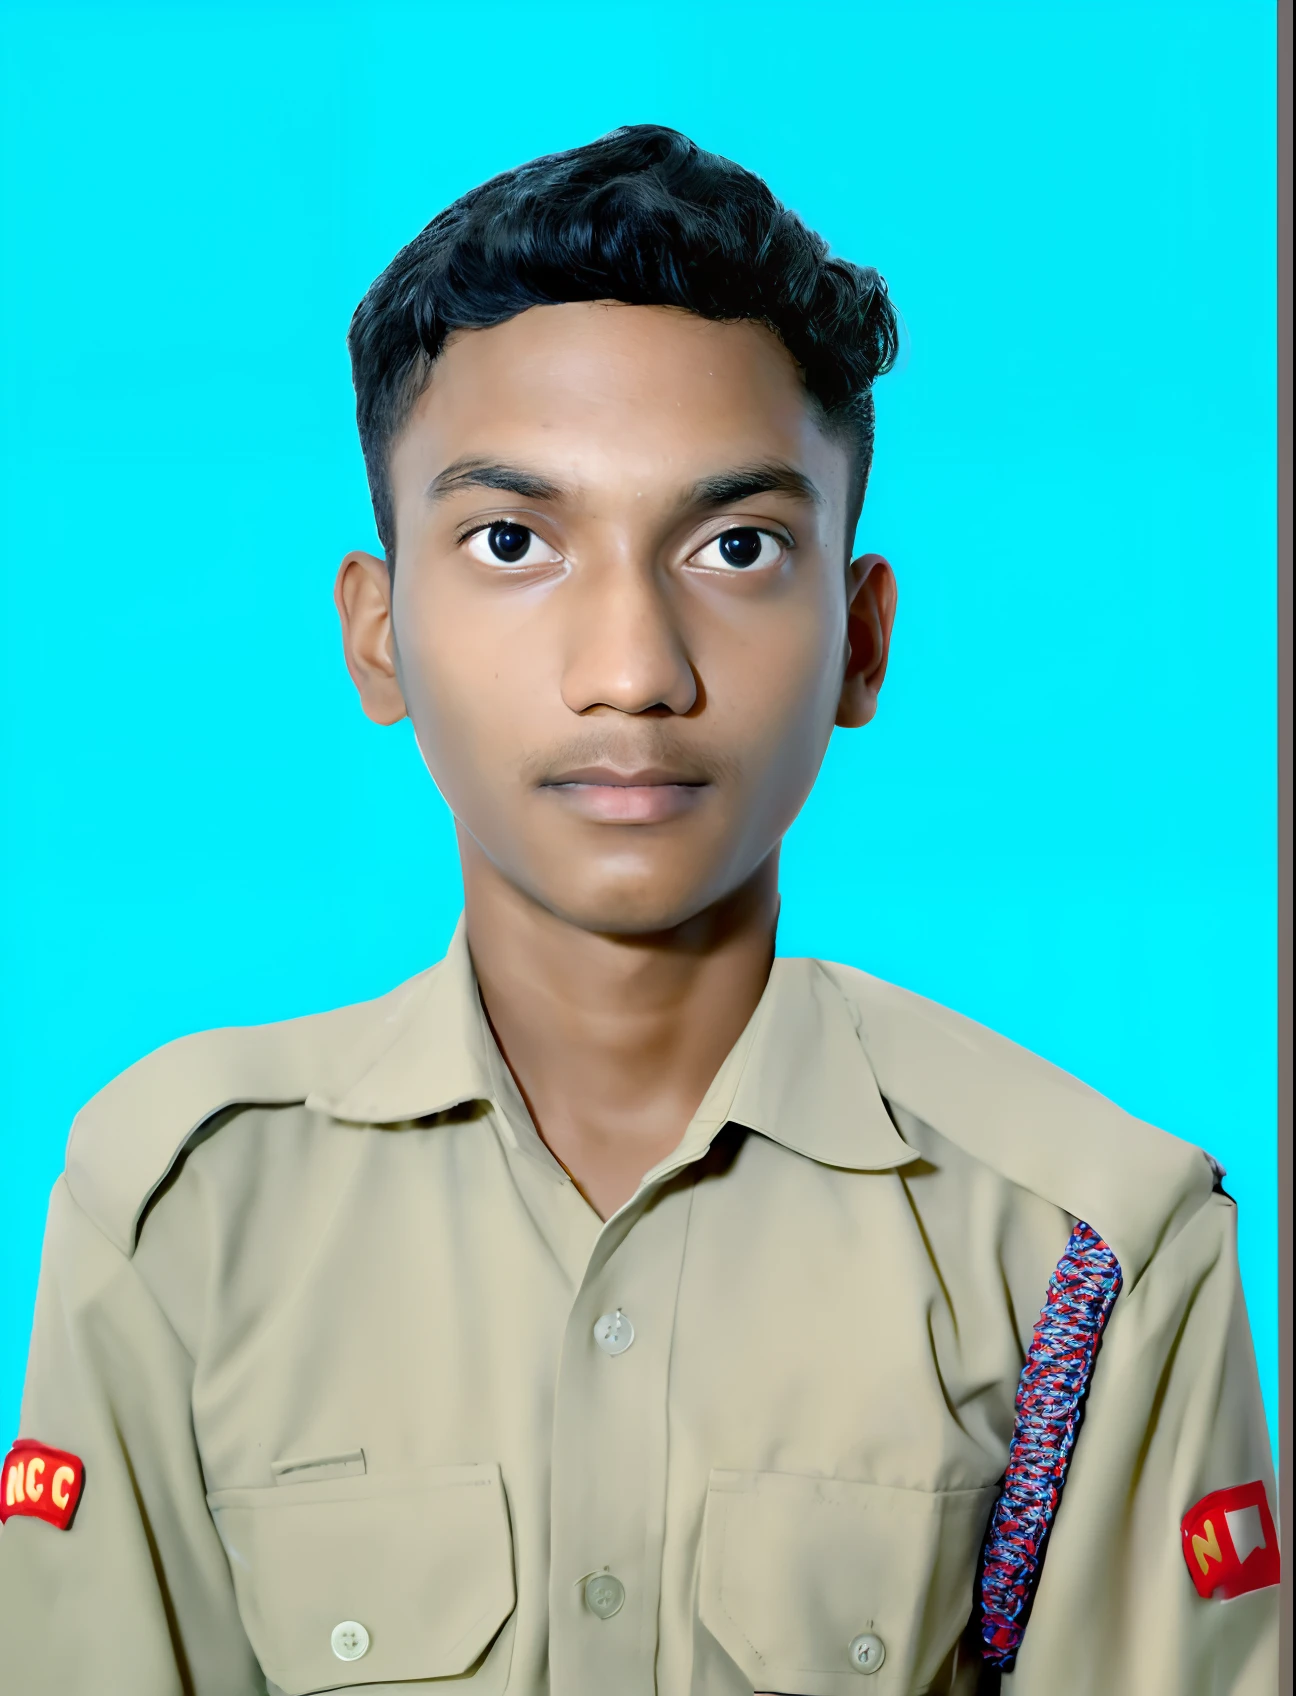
left=208, top=1462, right=515, bottom=1693
left=699, top=1470, right=996, bottom=1695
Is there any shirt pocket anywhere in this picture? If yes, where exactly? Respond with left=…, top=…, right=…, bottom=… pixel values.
left=698, top=1469, right=998, bottom=1696
left=207, top=1461, right=516, bottom=1694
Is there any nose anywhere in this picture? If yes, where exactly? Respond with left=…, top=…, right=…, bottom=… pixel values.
left=559, top=556, right=698, bottom=718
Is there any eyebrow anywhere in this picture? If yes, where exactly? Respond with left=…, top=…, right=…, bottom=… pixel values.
left=688, top=462, right=824, bottom=510
left=426, top=458, right=569, bottom=504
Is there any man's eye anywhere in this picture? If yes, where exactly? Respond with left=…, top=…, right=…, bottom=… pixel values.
left=464, top=522, right=563, bottom=566
left=692, top=527, right=786, bottom=571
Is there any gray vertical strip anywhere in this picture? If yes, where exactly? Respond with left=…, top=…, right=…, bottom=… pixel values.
left=1277, top=0, right=1292, bottom=1688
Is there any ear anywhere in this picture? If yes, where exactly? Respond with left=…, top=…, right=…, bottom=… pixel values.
left=835, top=552, right=897, bottom=729
left=334, top=550, right=409, bottom=726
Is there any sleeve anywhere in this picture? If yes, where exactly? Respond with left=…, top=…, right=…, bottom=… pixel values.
left=1002, top=1191, right=1279, bottom=1695
left=0, top=1177, right=262, bottom=1695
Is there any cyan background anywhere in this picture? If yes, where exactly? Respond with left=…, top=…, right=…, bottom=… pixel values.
left=0, top=1, right=1277, bottom=1444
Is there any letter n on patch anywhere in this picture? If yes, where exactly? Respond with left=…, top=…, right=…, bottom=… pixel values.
left=1181, top=1481, right=1280, bottom=1599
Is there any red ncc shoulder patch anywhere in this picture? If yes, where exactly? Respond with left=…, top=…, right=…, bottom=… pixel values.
left=0, top=1440, right=85, bottom=1530
left=1181, top=1481, right=1279, bottom=1600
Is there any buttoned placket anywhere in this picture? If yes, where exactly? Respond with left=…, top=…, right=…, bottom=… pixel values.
left=545, top=1156, right=704, bottom=1695
left=480, top=1016, right=741, bottom=1695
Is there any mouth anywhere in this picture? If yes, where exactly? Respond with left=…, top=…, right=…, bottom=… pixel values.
left=539, top=765, right=711, bottom=824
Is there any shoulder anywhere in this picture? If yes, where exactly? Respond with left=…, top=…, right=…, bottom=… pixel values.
left=63, top=967, right=436, bottom=1259
left=817, top=959, right=1215, bottom=1288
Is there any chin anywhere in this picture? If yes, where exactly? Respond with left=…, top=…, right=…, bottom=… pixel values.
left=539, top=874, right=719, bottom=939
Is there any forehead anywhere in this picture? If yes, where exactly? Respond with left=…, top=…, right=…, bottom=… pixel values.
left=390, top=302, right=850, bottom=501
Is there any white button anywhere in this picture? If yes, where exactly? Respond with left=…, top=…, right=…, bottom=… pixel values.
left=592, top=1309, right=634, bottom=1355
left=584, top=1572, right=626, bottom=1618
left=331, top=1620, right=370, bottom=1661
left=849, top=1632, right=886, bottom=1673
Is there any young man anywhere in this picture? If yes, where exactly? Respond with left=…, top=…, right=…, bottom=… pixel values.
left=0, top=127, right=1278, bottom=1694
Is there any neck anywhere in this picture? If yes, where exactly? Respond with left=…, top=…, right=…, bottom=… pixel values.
left=459, top=836, right=780, bottom=1219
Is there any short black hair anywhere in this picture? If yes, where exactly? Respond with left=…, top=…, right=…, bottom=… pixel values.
left=348, top=125, right=899, bottom=560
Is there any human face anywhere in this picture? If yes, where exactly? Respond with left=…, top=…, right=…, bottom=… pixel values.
left=337, top=301, right=895, bottom=936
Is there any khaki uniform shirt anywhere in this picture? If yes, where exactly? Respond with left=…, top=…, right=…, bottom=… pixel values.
left=0, top=922, right=1278, bottom=1694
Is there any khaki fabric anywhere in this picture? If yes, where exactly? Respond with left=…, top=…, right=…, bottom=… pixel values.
left=0, top=920, right=1278, bottom=1694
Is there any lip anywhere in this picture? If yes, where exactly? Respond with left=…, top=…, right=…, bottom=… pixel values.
left=540, top=765, right=710, bottom=824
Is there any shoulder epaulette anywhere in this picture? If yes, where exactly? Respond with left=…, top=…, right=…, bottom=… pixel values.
left=64, top=970, right=432, bottom=1257
left=819, top=960, right=1213, bottom=1288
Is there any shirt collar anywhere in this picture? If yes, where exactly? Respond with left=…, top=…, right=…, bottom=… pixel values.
left=689, top=955, right=916, bottom=1171
left=307, top=919, right=915, bottom=1173
left=305, top=916, right=493, bottom=1123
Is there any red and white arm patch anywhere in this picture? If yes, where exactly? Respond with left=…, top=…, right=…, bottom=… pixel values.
left=1181, top=1481, right=1280, bottom=1599
left=0, top=1440, right=85, bottom=1530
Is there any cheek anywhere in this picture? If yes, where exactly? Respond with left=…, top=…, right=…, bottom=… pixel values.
left=392, top=583, right=492, bottom=770
left=392, top=575, right=550, bottom=804
left=706, top=586, right=846, bottom=753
